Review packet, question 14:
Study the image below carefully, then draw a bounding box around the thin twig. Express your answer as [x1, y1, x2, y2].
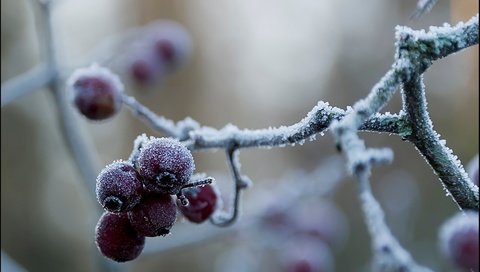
[209, 148, 250, 227]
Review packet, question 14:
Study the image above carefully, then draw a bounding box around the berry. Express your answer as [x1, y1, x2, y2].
[67, 64, 123, 120]
[137, 137, 195, 195]
[439, 211, 479, 272]
[95, 212, 145, 262]
[96, 161, 144, 213]
[179, 183, 219, 223]
[145, 20, 192, 72]
[128, 193, 177, 237]
[128, 134, 150, 171]
[278, 238, 334, 272]
[467, 155, 479, 186]
[128, 50, 165, 86]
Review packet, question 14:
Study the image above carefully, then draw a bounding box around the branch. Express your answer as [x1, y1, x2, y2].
[1, 64, 55, 108]
[357, 172, 433, 272]
[402, 76, 479, 210]
[209, 148, 251, 227]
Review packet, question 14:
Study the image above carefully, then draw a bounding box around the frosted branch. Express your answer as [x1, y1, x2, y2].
[402, 76, 479, 210]
[357, 172, 433, 272]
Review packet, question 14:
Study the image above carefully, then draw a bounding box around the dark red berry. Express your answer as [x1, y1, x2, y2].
[96, 161, 144, 213]
[68, 64, 123, 120]
[179, 183, 219, 223]
[137, 137, 195, 195]
[128, 193, 177, 237]
[145, 20, 192, 72]
[279, 238, 334, 272]
[440, 211, 479, 272]
[95, 212, 145, 262]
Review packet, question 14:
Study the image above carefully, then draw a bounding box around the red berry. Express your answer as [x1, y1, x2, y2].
[179, 183, 219, 223]
[68, 64, 123, 120]
[128, 193, 177, 237]
[128, 51, 165, 86]
[145, 20, 192, 72]
[95, 212, 145, 262]
[137, 137, 195, 195]
[440, 211, 479, 272]
[96, 161, 144, 213]
[279, 238, 334, 272]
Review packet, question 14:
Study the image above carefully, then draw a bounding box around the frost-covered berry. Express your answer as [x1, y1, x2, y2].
[95, 212, 145, 262]
[67, 64, 123, 120]
[145, 20, 192, 72]
[96, 161, 144, 213]
[467, 155, 479, 186]
[137, 137, 195, 195]
[439, 211, 479, 272]
[179, 183, 219, 223]
[278, 238, 334, 272]
[128, 193, 177, 237]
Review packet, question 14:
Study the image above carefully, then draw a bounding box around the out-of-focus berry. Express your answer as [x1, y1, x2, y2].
[146, 20, 192, 72]
[95, 212, 145, 262]
[439, 211, 479, 272]
[278, 238, 334, 272]
[128, 193, 177, 237]
[96, 161, 144, 213]
[137, 137, 195, 195]
[67, 64, 123, 120]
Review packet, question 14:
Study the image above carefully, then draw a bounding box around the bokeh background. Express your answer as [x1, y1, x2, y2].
[1, 0, 478, 271]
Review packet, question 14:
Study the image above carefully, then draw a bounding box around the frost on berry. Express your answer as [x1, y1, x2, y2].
[278, 237, 334, 272]
[96, 161, 144, 213]
[179, 183, 219, 223]
[439, 211, 479, 272]
[128, 193, 177, 237]
[137, 137, 195, 195]
[128, 133, 150, 171]
[95, 212, 145, 262]
[467, 155, 479, 186]
[145, 20, 193, 72]
[67, 63, 124, 120]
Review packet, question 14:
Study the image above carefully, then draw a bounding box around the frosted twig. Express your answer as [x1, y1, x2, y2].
[402, 76, 479, 210]
[357, 172, 433, 272]
[410, 0, 438, 20]
[209, 148, 251, 227]
[0, 64, 55, 108]
[1, 251, 27, 272]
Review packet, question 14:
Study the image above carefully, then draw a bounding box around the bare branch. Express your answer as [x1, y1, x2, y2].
[402, 76, 479, 210]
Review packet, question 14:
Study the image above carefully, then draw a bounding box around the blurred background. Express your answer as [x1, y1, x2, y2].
[1, 0, 478, 271]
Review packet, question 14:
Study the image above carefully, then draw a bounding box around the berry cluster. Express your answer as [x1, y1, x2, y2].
[259, 199, 348, 272]
[95, 136, 219, 262]
[127, 20, 192, 86]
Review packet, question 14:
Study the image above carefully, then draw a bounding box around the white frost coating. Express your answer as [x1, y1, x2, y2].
[66, 63, 124, 102]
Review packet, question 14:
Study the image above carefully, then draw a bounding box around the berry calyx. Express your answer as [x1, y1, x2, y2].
[179, 182, 219, 223]
[95, 212, 145, 262]
[67, 64, 123, 120]
[137, 137, 195, 195]
[439, 211, 479, 272]
[128, 193, 177, 237]
[96, 161, 144, 213]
